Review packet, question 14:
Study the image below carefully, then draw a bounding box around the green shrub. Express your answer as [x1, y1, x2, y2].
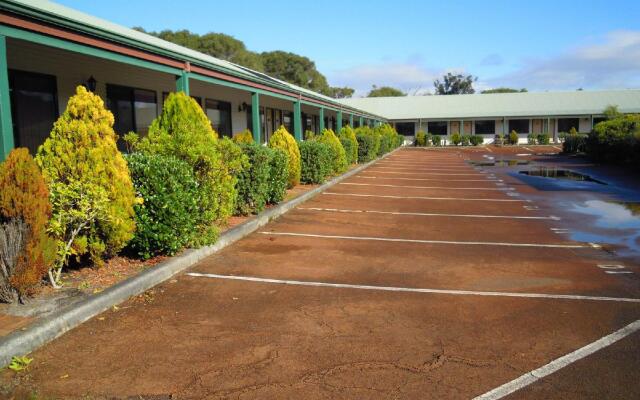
[527, 133, 537, 144]
[35, 86, 136, 286]
[125, 153, 199, 259]
[0, 149, 55, 301]
[508, 130, 519, 145]
[451, 132, 461, 146]
[569, 127, 578, 136]
[356, 132, 377, 162]
[431, 135, 442, 146]
[340, 137, 356, 165]
[415, 131, 426, 146]
[563, 133, 588, 154]
[234, 143, 272, 216]
[537, 133, 550, 145]
[267, 148, 289, 203]
[232, 129, 254, 144]
[376, 124, 398, 155]
[558, 132, 567, 143]
[586, 114, 640, 165]
[315, 129, 348, 174]
[461, 135, 471, 146]
[396, 134, 405, 147]
[338, 125, 358, 164]
[135, 92, 246, 246]
[470, 135, 483, 146]
[268, 126, 301, 188]
[304, 130, 316, 141]
[299, 141, 332, 184]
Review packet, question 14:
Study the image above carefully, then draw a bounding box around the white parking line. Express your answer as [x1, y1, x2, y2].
[258, 231, 588, 249]
[297, 207, 559, 220]
[365, 170, 486, 176]
[474, 319, 640, 399]
[356, 175, 502, 182]
[323, 192, 530, 202]
[372, 167, 476, 172]
[340, 182, 511, 191]
[605, 271, 634, 275]
[185, 273, 640, 304]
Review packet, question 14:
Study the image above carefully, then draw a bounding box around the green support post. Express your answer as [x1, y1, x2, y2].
[336, 110, 343, 132]
[503, 117, 507, 136]
[176, 70, 190, 95]
[359, 116, 364, 127]
[0, 35, 14, 160]
[460, 120, 464, 135]
[293, 99, 302, 141]
[349, 114, 354, 127]
[319, 107, 325, 132]
[251, 92, 261, 143]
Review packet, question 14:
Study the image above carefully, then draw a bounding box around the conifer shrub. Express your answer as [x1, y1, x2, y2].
[268, 126, 301, 188]
[136, 92, 246, 245]
[267, 148, 289, 203]
[314, 129, 348, 174]
[415, 131, 427, 146]
[537, 133, 550, 145]
[299, 141, 332, 184]
[35, 86, 136, 286]
[451, 132, 461, 146]
[338, 125, 358, 164]
[0, 149, 55, 301]
[431, 135, 442, 146]
[304, 130, 316, 140]
[233, 129, 254, 144]
[125, 153, 199, 259]
[508, 130, 519, 145]
[461, 135, 471, 146]
[234, 143, 272, 215]
[527, 133, 537, 144]
[340, 137, 356, 165]
[376, 124, 399, 154]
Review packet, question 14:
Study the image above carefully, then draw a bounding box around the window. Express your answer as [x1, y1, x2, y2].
[205, 99, 232, 137]
[283, 111, 293, 133]
[427, 121, 447, 135]
[475, 120, 496, 135]
[395, 122, 415, 137]
[106, 84, 157, 146]
[558, 118, 580, 133]
[9, 69, 59, 154]
[508, 119, 529, 134]
[593, 117, 606, 128]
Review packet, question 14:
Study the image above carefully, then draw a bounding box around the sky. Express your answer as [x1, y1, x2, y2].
[56, 0, 640, 96]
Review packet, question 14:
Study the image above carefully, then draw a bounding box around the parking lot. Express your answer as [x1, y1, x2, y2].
[3, 147, 639, 399]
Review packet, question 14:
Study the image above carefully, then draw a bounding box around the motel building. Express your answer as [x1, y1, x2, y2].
[341, 90, 640, 144]
[0, 0, 387, 159]
[1, 1, 640, 160]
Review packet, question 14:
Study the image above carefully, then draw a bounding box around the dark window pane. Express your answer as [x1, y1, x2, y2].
[9, 69, 58, 154]
[508, 119, 529, 133]
[475, 120, 496, 135]
[427, 121, 447, 135]
[395, 122, 415, 137]
[283, 111, 293, 133]
[205, 99, 232, 137]
[593, 117, 606, 128]
[133, 89, 157, 136]
[558, 118, 579, 133]
[106, 84, 135, 137]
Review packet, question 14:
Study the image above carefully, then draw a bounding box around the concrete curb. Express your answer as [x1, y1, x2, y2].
[0, 148, 398, 367]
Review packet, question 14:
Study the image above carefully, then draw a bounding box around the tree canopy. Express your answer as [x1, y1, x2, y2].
[135, 28, 353, 99]
[481, 87, 527, 94]
[367, 85, 406, 97]
[433, 73, 477, 95]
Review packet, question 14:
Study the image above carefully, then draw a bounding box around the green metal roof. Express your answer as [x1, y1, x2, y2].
[339, 90, 640, 120]
[1, 0, 385, 119]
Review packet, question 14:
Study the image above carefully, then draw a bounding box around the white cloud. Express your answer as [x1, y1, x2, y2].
[492, 30, 640, 90]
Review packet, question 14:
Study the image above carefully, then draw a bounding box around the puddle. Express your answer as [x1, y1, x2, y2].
[470, 159, 530, 167]
[568, 200, 640, 258]
[519, 168, 607, 185]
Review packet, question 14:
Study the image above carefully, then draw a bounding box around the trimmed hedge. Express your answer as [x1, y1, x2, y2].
[415, 131, 427, 146]
[563, 133, 588, 154]
[338, 125, 358, 164]
[537, 133, 550, 145]
[470, 135, 483, 146]
[356, 132, 377, 162]
[268, 126, 301, 188]
[300, 141, 332, 184]
[586, 114, 640, 165]
[125, 153, 199, 259]
[235, 143, 272, 215]
[267, 148, 289, 204]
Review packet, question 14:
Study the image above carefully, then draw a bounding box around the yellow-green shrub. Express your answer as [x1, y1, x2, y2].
[315, 129, 348, 174]
[233, 129, 254, 144]
[268, 126, 300, 188]
[35, 86, 136, 282]
[0, 149, 55, 301]
[338, 125, 358, 164]
[136, 92, 246, 245]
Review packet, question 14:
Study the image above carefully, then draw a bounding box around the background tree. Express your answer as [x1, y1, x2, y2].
[326, 87, 355, 99]
[433, 73, 477, 95]
[481, 88, 527, 94]
[367, 85, 406, 97]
